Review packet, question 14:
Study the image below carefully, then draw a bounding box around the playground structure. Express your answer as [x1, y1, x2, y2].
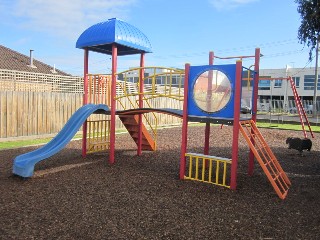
[13, 18, 315, 199]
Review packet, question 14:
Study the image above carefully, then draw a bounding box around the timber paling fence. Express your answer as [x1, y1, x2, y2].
[0, 91, 183, 139]
[0, 91, 82, 139]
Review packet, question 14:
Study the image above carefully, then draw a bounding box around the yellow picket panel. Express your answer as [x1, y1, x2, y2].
[87, 119, 111, 153]
[184, 153, 231, 188]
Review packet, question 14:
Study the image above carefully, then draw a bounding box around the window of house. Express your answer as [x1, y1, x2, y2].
[292, 77, 300, 88]
[274, 79, 282, 88]
[171, 76, 177, 85]
[258, 79, 270, 90]
[156, 76, 162, 85]
[304, 75, 320, 90]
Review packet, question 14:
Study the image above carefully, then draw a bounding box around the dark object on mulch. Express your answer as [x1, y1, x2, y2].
[286, 137, 312, 153]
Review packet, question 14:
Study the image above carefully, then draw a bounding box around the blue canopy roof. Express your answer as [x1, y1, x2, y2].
[76, 18, 152, 56]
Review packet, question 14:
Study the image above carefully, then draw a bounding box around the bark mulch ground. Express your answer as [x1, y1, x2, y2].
[0, 125, 319, 239]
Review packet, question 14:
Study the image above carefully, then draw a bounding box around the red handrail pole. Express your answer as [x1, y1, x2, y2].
[82, 48, 89, 158]
[180, 63, 190, 180]
[137, 53, 145, 156]
[230, 60, 242, 190]
[109, 44, 118, 164]
[248, 48, 260, 175]
[204, 51, 214, 155]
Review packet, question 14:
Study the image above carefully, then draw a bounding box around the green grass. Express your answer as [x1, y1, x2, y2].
[256, 122, 320, 132]
[0, 130, 129, 150]
[0, 134, 83, 150]
[0, 137, 55, 150]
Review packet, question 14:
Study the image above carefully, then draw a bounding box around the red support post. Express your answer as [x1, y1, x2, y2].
[82, 48, 89, 158]
[137, 53, 145, 156]
[179, 63, 190, 180]
[109, 44, 118, 164]
[204, 51, 214, 155]
[248, 48, 260, 175]
[230, 60, 242, 190]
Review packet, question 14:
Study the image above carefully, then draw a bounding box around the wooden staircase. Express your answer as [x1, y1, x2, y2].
[119, 115, 155, 151]
[239, 120, 291, 199]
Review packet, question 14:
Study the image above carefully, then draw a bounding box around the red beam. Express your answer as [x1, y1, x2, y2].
[248, 48, 261, 176]
[179, 63, 190, 180]
[82, 48, 89, 158]
[230, 60, 242, 190]
[214, 55, 256, 60]
[204, 51, 214, 155]
[137, 53, 145, 156]
[109, 44, 117, 164]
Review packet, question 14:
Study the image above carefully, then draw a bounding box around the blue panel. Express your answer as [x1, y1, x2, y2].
[76, 18, 152, 55]
[187, 64, 237, 118]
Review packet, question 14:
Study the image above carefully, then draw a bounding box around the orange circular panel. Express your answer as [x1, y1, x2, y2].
[193, 70, 232, 113]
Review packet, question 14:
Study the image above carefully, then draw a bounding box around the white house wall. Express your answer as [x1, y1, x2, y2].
[259, 67, 318, 98]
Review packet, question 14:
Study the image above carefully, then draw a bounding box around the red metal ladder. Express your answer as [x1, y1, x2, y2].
[239, 120, 291, 199]
[288, 77, 314, 138]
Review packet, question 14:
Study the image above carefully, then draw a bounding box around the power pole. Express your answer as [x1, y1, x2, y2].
[313, 39, 319, 118]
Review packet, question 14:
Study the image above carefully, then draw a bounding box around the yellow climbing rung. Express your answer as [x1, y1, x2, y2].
[87, 120, 111, 153]
[184, 153, 231, 188]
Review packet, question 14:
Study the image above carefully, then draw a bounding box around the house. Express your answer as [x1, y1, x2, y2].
[0, 45, 69, 75]
[258, 67, 320, 102]
[0, 45, 82, 93]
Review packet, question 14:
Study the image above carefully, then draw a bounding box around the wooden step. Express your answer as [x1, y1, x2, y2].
[119, 115, 155, 151]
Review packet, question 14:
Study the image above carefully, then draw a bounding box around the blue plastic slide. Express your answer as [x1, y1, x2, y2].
[12, 104, 110, 177]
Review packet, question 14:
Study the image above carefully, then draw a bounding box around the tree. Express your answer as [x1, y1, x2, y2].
[295, 0, 320, 60]
[296, 0, 320, 117]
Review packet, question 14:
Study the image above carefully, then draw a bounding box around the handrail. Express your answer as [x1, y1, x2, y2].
[136, 97, 158, 142]
[114, 67, 185, 149]
[115, 82, 158, 146]
[86, 67, 185, 151]
[115, 66, 185, 101]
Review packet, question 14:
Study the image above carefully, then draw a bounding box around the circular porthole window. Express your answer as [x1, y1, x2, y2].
[193, 70, 232, 113]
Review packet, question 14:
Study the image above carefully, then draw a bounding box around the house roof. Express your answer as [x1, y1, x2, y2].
[0, 45, 70, 76]
[76, 18, 152, 56]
